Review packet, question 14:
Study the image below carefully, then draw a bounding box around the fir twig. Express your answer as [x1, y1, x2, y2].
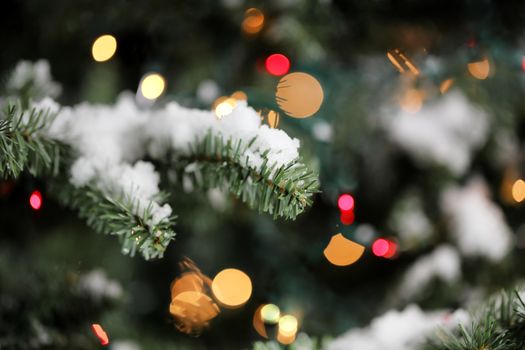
[0, 102, 62, 179]
[171, 130, 320, 220]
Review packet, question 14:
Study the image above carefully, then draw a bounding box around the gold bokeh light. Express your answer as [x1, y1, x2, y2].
[512, 179, 525, 203]
[399, 89, 424, 113]
[323, 233, 365, 266]
[275, 72, 324, 118]
[211, 268, 252, 308]
[139, 73, 166, 100]
[439, 79, 454, 94]
[468, 58, 490, 80]
[242, 8, 264, 34]
[92, 34, 117, 62]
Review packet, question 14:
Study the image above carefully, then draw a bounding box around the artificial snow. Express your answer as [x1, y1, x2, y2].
[397, 245, 461, 299]
[327, 305, 469, 350]
[382, 91, 488, 176]
[441, 178, 513, 262]
[7, 60, 62, 99]
[77, 269, 123, 300]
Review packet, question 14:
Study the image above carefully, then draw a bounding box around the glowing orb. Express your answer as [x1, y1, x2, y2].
[91, 324, 109, 346]
[275, 72, 323, 118]
[139, 73, 166, 100]
[92, 35, 117, 62]
[278, 315, 298, 336]
[372, 238, 390, 257]
[400, 89, 424, 113]
[439, 79, 454, 94]
[468, 58, 490, 80]
[242, 8, 264, 34]
[211, 268, 252, 308]
[323, 233, 365, 266]
[261, 304, 281, 324]
[512, 179, 525, 203]
[265, 54, 290, 76]
[215, 98, 237, 119]
[170, 291, 220, 334]
[29, 190, 42, 210]
[337, 194, 354, 212]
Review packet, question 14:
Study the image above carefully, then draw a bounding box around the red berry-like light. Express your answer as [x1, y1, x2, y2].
[29, 190, 42, 210]
[337, 194, 354, 212]
[265, 54, 290, 76]
[372, 238, 389, 257]
[340, 211, 355, 225]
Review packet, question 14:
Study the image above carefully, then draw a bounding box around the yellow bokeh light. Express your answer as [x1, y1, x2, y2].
[211, 268, 252, 308]
[261, 304, 281, 324]
[512, 179, 525, 203]
[139, 73, 166, 100]
[277, 331, 296, 345]
[242, 8, 264, 34]
[400, 89, 424, 113]
[276, 72, 324, 118]
[323, 233, 365, 266]
[468, 58, 490, 80]
[439, 79, 454, 94]
[278, 314, 298, 337]
[215, 98, 237, 119]
[92, 35, 117, 62]
[231, 90, 247, 101]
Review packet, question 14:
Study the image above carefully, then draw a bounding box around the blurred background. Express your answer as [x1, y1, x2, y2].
[1, 0, 525, 349]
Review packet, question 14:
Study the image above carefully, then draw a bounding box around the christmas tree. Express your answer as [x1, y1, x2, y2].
[1, 1, 525, 349]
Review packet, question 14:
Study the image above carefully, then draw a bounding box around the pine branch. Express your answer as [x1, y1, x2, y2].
[52, 181, 177, 260]
[171, 131, 320, 220]
[427, 290, 525, 350]
[0, 102, 62, 179]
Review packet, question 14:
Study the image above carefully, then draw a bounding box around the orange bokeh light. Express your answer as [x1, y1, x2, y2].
[242, 8, 264, 34]
[211, 268, 252, 308]
[468, 58, 490, 80]
[275, 72, 324, 118]
[323, 233, 365, 266]
[512, 179, 525, 203]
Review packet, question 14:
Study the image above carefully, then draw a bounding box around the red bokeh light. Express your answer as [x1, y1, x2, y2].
[372, 239, 389, 257]
[340, 211, 355, 225]
[91, 324, 109, 346]
[29, 190, 42, 210]
[383, 240, 398, 258]
[337, 194, 354, 212]
[265, 54, 290, 76]
[521, 57, 525, 71]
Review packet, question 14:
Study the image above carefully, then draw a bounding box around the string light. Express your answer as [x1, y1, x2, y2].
[372, 238, 390, 257]
[91, 35, 117, 62]
[512, 179, 525, 203]
[91, 324, 109, 346]
[265, 54, 290, 76]
[337, 194, 354, 212]
[275, 72, 324, 118]
[211, 268, 252, 308]
[323, 233, 365, 266]
[29, 190, 42, 210]
[242, 8, 264, 34]
[139, 73, 166, 100]
[468, 58, 490, 80]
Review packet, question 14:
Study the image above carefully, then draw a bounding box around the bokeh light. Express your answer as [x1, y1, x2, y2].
[214, 97, 237, 119]
[383, 240, 398, 258]
[91, 324, 109, 346]
[372, 238, 390, 257]
[91, 35, 117, 62]
[253, 305, 268, 338]
[340, 211, 355, 225]
[439, 79, 454, 94]
[170, 291, 220, 334]
[337, 194, 355, 212]
[275, 72, 324, 118]
[278, 314, 298, 344]
[211, 268, 252, 308]
[171, 272, 207, 300]
[230, 90, 247, 101]
[387, 49, 419, 75]
[29, 190, 42, 210]
[323, 233, 365, 266]
[242, 8, 264, 34]
[468, 58, 490, 80]
[512, 179, 525, 203]
[139, 73, 166, 100]
[261, 304, 281, 324]
[258, 109, 280, 129]
[265, 54, 290, 76]
[399, 89, 424, 113]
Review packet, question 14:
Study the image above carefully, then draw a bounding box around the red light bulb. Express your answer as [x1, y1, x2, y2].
[372, 239, 389, 257]
[29, 190, 42, 210]
[265, 54, 290, 76]
[337, 194, 354, 212]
